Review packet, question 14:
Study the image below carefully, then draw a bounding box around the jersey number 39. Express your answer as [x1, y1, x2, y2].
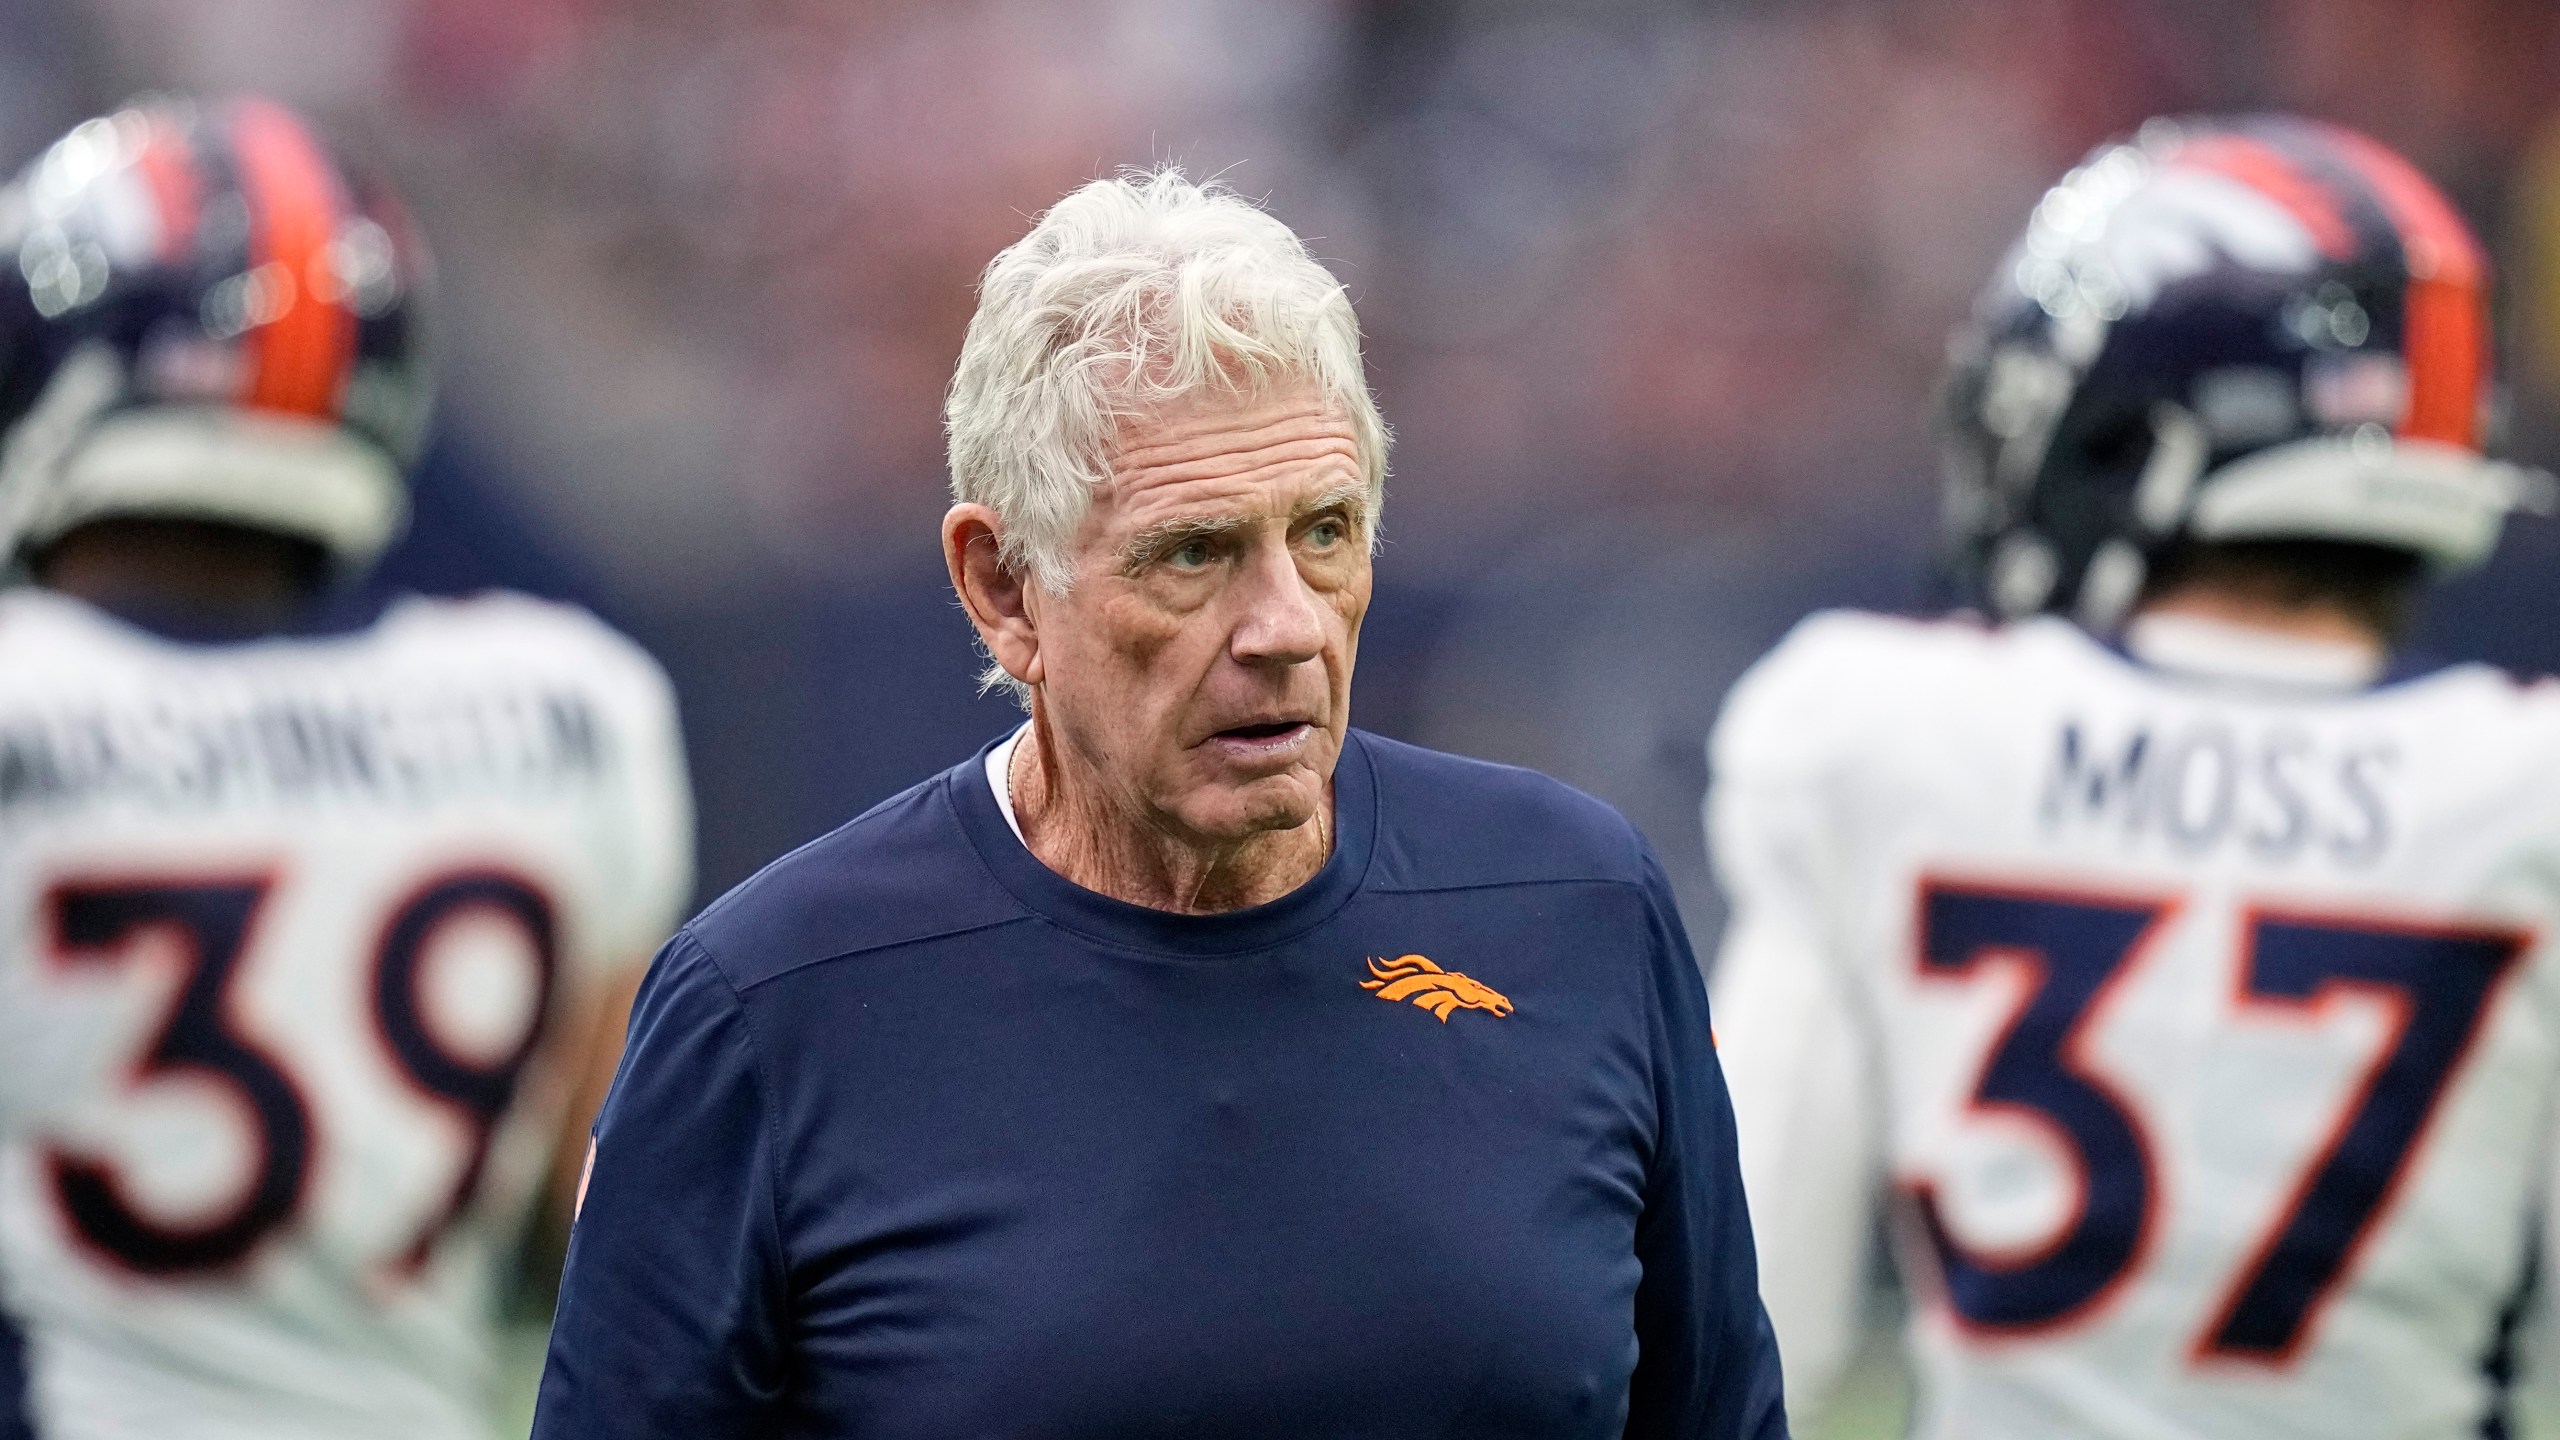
[41, 871, 558, 1278]
[1907, 877, 2524, 1365]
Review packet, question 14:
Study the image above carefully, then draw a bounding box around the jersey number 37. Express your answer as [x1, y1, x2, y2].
[1906, 877, 2524, 1366]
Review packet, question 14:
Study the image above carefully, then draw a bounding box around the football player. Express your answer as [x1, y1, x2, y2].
[0, 98, 693, 1438]
[1708, 115, 2558, 1438]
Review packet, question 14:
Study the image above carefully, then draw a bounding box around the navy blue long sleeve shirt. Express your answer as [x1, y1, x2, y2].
[534, 730, 1787, 1439]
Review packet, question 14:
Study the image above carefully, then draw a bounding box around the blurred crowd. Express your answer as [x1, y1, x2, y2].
[12, 0, 2560, 928]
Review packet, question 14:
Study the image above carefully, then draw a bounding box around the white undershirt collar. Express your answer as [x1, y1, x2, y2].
[985, 723, 1029, 844]
[2120, 612, 2386, 692]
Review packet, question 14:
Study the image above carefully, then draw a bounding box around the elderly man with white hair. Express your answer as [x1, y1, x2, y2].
[532, 169, 1788, 1440]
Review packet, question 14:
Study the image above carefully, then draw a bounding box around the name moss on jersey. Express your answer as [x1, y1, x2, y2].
[0, 588, 691, 1440]
[1709, 610, 2560, 1440]
[2041, 714, 2397, 867]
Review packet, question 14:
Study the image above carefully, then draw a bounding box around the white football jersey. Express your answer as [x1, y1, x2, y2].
[1709, 609, 2560, 1440]
[0, 586, 692, 1439]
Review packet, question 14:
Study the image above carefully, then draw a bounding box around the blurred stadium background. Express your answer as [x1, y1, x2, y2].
[8, 0, 2558, 1433]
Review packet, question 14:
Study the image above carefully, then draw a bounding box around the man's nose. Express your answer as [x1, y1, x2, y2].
[1229, 536, 1326, 668]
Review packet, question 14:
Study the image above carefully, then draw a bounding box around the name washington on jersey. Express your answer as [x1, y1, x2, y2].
[0, 682, 609, 816]
[2041, 716, 2395, 865]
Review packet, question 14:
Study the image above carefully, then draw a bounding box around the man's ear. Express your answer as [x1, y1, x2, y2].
[943, 504, 1043, 689]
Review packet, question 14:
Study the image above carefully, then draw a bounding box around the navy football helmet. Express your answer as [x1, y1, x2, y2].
[0, 96, 431, 576]
[1939, 114, 2531, 626]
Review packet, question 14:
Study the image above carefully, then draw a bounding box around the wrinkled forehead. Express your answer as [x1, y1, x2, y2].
[1096, 384, 1365, 526]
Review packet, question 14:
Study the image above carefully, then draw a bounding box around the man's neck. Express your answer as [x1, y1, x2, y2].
[2130, 586, 2387, 657]
[34, 520, 321, 637]
[1007, 718, 1333, 915]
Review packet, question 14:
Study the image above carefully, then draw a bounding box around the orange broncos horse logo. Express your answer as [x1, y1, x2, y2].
[1361, 954, 1513, 1022]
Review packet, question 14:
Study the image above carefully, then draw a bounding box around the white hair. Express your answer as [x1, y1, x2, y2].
[945, 165, 1388, 601]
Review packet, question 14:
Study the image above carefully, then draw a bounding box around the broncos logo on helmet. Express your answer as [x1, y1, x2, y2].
[1361, 954, 1513, 1022]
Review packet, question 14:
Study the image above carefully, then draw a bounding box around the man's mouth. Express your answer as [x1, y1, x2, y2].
[1207, 719, 1317, 756]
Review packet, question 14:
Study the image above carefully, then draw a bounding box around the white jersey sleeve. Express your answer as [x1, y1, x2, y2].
[537, 602, 694, 971]
[2508, 1139, 2560, 1429]
[1706, 614, 1911, 1417]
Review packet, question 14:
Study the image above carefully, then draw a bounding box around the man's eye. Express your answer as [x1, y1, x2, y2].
[1168, 540, 1213, 569]
[1306, 520, 1344, 549]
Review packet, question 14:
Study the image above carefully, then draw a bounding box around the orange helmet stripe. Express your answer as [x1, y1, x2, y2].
[2175, 135, 2355, 261]
[228, 99, 354, 420]
[2322, 127, 2489, 448]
